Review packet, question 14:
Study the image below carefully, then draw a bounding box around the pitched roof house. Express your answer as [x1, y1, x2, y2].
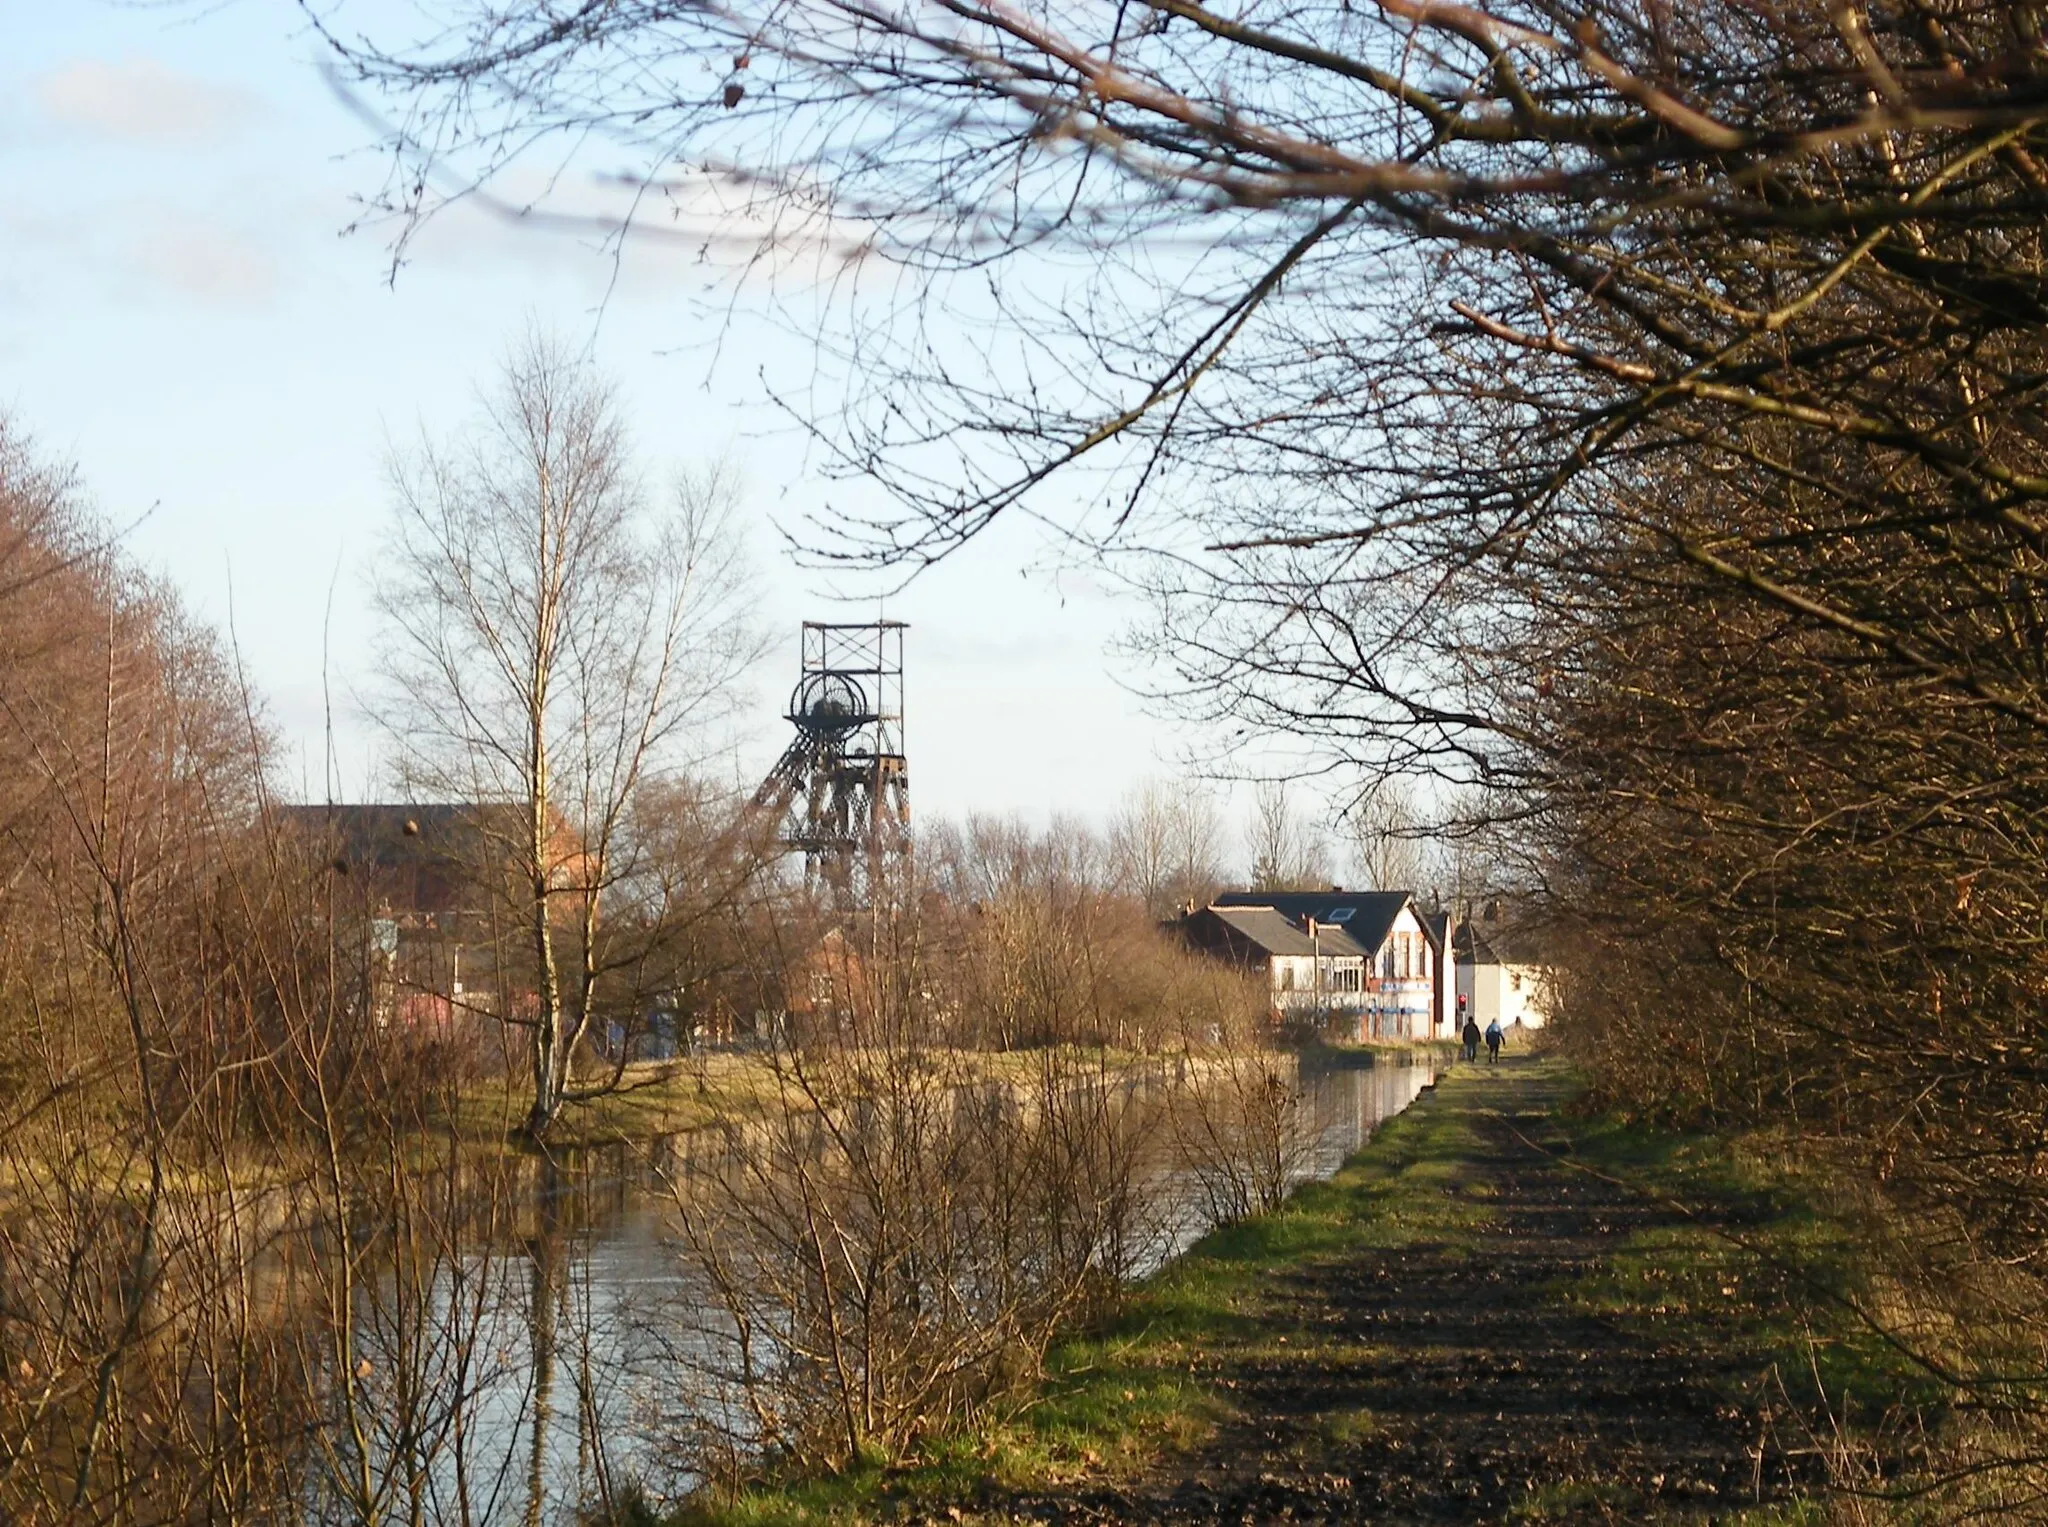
[280, 802, 600, 1037]
[1179, 890, 1450, 1040]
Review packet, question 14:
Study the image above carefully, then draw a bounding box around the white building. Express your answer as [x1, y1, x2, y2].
[1205, 905, 1369, 1015]
[1181, 891, 1451, 1040]
[1453, 921, 1554, 1029]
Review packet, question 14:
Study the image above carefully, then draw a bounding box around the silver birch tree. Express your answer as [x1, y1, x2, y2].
[375, 334, 756, 1137]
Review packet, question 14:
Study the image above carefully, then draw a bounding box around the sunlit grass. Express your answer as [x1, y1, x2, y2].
[1551, 1117, 1948, 1422]
[450, 1044, 1198, 1149]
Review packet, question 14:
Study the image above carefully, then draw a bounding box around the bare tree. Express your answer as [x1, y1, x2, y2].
[317, 1, 2048, 791]
[1343, 779, 1424, 894]
[374, 334, 757, 1137]
[1107, 776, 1223, 917]
[1245, 781, 1325, 893]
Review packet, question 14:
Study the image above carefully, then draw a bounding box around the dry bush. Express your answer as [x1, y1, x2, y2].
[0, 420, 308, 1523]
[651, 838, 1274, 1490]
[660, 916, 1155, 1481]
[923, 812, 1262, 1053]
[1168, 1022, 1306, 1226]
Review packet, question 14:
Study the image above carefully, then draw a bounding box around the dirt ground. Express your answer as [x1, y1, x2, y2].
[971, 1057, 1848, 1524]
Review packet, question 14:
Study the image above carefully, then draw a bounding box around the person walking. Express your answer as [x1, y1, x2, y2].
[1461, 1016, 1481, 1063]
[1485, 1018, 1504, 1065]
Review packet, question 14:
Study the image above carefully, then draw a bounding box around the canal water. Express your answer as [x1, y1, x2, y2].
[343, 1049, 1445, 1525]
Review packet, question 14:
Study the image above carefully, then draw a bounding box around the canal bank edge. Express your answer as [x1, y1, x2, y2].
[660, 1056, 1938, 1527]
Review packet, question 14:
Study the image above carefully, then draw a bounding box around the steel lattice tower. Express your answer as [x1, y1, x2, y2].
[754, 622, 909, 887]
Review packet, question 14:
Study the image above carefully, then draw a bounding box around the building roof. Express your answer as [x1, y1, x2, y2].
[1205, 904, 1373, 959]
[1212, 890, 1414, 955]
[1453, 921, 1551, 967]
[277, 803, 521, 867]
[1452, 924, 1495, 965]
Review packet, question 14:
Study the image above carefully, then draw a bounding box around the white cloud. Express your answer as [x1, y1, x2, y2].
[38, 57, 253, 144]
[127, 212, 279, 306]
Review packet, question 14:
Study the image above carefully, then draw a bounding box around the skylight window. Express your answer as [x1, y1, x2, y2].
[1325, 906, 1357, 922]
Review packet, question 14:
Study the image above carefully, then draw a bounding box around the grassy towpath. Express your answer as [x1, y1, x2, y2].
[770, 1053, 1934, 1527]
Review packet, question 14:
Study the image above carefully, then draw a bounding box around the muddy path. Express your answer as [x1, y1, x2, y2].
[975, 1056, 1850, 1524]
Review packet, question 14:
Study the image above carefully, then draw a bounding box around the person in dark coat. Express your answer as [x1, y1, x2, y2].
[1485, 1018, 1504, 1064]
[1461, 1016, 1481, 1062]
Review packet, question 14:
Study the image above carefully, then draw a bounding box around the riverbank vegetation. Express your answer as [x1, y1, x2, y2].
[0, 411, 1324, 1523]
[664, 1059, 1939, 1525]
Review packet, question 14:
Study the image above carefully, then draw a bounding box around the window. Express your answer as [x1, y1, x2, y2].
[1279, 964, 1295, 992]
[1325, 906, 1357, 923]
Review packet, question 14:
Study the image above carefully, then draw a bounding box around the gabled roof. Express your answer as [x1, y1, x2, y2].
[1204, 905, 1372, 959]
[1212, 890, 1414, 955]
[1452, 924, 1497, 965]
[1453, 921, 1551, 967]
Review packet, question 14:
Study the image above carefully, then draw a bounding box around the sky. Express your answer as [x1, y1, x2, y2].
[0, 0, 1264, 842]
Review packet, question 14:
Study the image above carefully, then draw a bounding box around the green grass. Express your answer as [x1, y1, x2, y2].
[444, 1052, 794, 1147]
[1297, 1034, 1462, 1066]
[1508, 1478, 1633, 1519]
[1550, 1112, 1948, 1423]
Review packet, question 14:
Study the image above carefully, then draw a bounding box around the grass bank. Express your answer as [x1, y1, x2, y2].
[1296, 1034, 1461, 1066]
[447, 1045, 1183, 1151]
[663, 1057, 1940, 1525]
